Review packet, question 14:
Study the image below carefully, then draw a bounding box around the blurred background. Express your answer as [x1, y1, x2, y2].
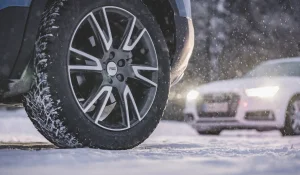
[164, 0, 300, 121]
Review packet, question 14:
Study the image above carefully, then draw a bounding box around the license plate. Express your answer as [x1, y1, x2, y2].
[202, 102, 229, 113]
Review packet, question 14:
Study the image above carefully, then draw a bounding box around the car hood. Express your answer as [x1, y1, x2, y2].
[197, 77, 300, 93]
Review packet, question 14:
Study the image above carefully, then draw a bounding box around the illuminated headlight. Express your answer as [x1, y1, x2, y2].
[245, 86, 279, 98]
[187, 90, 200, 100]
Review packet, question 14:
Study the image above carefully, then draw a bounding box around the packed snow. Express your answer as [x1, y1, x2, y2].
[0, 109, 300, 175]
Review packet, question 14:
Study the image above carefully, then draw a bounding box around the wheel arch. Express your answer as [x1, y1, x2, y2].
[141, 0, 194, 85]
[288, 93, 300, 106]
[141, 0, 176, 61]
[290, 93, 300, 99]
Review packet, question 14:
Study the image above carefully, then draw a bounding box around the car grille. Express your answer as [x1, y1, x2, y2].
[197, 93, 240, 118]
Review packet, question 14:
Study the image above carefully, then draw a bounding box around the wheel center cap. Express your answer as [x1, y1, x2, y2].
[107, 62, 118, 76]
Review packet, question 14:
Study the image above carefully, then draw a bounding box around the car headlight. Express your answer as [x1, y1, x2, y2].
[187, 90, 200, 100]
[245, 86, 279, 98]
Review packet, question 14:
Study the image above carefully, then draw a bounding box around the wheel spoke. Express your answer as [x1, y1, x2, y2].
[69, 65, 101, 72]
[89, 9, 112, 51]
[97, 102, 117, 122]
[69, 47, 102, 71]
[132, 66, 158, 87]
[83, 86, 112, 113]
[120, 16, 146, 51]
[95, 94, 116, 122]
[121, 85, 142, 129]
[94, 87, 113, 124]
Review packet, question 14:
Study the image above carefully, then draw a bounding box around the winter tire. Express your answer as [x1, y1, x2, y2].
[281, 96, 300, 136]
[23, 0, 170, 149]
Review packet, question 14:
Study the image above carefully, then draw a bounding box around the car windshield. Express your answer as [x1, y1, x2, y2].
[244, 62, 300, 78]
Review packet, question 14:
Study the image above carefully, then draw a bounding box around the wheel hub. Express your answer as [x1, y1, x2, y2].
[106, 62, 118, 76]
[104, 49, 131, 84]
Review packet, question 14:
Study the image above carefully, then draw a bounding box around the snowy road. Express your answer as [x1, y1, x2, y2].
[0, 109, 300, 175]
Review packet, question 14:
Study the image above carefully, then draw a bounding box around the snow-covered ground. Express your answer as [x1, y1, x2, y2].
[0, 109, 300, 175]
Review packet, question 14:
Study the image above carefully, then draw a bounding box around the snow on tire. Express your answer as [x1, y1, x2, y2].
[24, 0, 82, 148]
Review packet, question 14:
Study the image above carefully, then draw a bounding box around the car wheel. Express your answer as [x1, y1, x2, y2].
[23, 0, 170, 149]
[198, 130, 222, 136]
[281, 96, 300, 136]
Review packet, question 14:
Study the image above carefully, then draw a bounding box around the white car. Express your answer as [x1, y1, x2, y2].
[184, 58, 300, 136]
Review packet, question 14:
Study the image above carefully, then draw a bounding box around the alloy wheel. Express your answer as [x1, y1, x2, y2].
[68, 6, 158, 131]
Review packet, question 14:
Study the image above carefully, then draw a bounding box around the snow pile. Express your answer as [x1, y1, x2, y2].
[0, 109, 300, 175]
[0, 109, 47, 143]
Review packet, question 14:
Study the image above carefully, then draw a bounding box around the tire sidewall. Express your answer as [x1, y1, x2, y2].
[45, 0, 170, 148]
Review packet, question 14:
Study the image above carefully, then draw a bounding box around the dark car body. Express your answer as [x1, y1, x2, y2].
[0, 0, 194, 103]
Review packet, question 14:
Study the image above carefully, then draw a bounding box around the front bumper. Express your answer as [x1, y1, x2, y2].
[190, 121, 281, 132]
[184, 91, 289, 131]
[170, 17, 194, 85]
